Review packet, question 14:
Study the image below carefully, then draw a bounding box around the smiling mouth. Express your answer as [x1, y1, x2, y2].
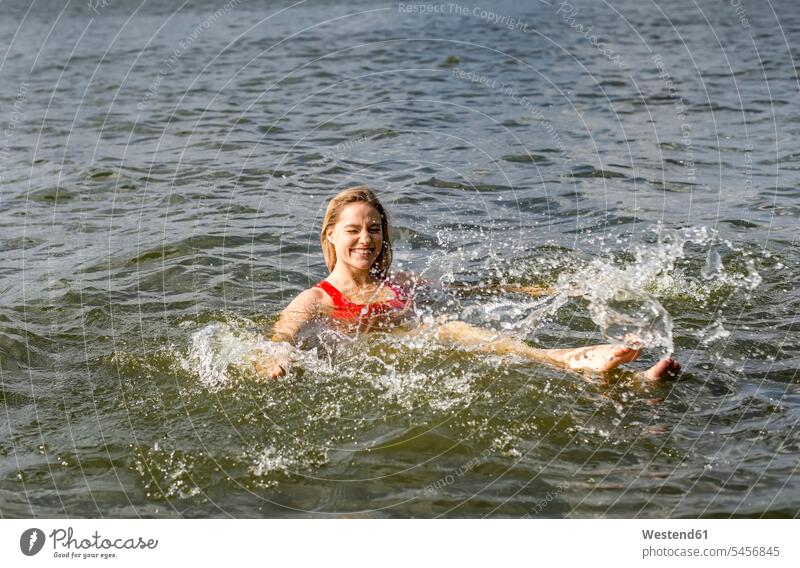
[350, 248, 374, 257]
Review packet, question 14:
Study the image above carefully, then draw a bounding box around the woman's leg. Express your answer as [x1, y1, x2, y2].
[432, 320, 681, 378]
[433, 320, 640, 372]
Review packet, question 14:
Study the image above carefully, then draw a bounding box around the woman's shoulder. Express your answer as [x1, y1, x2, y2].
[285, 284, 331, 310]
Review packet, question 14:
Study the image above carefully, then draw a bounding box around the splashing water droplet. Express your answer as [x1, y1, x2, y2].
[701, 249, 722, 280]
[588, 288, 674, 354]
[183, 323, 300, 390]
[700, 320, 731, 345]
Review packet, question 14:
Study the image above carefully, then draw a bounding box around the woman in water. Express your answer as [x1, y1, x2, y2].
[257, 186, 680, 380]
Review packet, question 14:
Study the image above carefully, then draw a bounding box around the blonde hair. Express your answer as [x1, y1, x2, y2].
[320, 186, 392, 277]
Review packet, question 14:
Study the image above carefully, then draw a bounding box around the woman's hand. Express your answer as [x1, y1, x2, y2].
[256, 287, 324, 380]
[251, 350, 290, 380]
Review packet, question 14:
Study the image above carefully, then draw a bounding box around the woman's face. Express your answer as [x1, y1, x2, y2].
[327, 202, 383, 273]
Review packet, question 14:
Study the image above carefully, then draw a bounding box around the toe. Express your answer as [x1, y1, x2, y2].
[643, 358, 681, 381]
[667, 360, 681, 375]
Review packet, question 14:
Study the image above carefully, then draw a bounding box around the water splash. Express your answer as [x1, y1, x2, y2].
[183, 322, 301, 390]
[182, 319, 478, 413]
[557, 240, 679, 354]
[551, 226, 760, 355]
[701, 248, 723, 280]
[251, 446, 302, 476]
[700, 320, 731, 345]
[183, 225, 762, 387]
[132, 444, 204, 501]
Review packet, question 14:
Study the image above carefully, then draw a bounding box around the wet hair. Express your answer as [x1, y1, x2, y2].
[320, 186, 392, 278]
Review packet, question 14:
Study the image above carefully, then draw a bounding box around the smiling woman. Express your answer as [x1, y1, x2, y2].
[266, 187, 411, 359]
[257, 186, 679, 380]
[322, 188, 392, 278]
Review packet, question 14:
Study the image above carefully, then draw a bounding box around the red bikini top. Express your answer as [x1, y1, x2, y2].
[314, 279, 408, 320]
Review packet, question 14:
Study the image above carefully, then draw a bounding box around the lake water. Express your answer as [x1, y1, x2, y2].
[1, 0, 799, 518]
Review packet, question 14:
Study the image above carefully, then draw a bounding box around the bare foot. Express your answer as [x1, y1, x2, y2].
[641, 357, 681, 381]
[559, 344, 641, 372]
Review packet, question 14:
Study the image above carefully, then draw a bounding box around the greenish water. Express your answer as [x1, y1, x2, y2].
[1, 0, 799, 518]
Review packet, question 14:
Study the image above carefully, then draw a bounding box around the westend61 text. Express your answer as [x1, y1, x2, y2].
[50, 527, 159, 550]
[642, 529, 708, 540]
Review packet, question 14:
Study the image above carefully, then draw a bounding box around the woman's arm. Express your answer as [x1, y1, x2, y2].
[254, 288, 325, 379]
[271, 287, 325, 342]
[445, 283, 556, 297]
[391, 271, 557, 298]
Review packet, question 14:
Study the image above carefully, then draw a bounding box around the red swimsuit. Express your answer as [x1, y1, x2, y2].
[314, 280, 409, 320]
